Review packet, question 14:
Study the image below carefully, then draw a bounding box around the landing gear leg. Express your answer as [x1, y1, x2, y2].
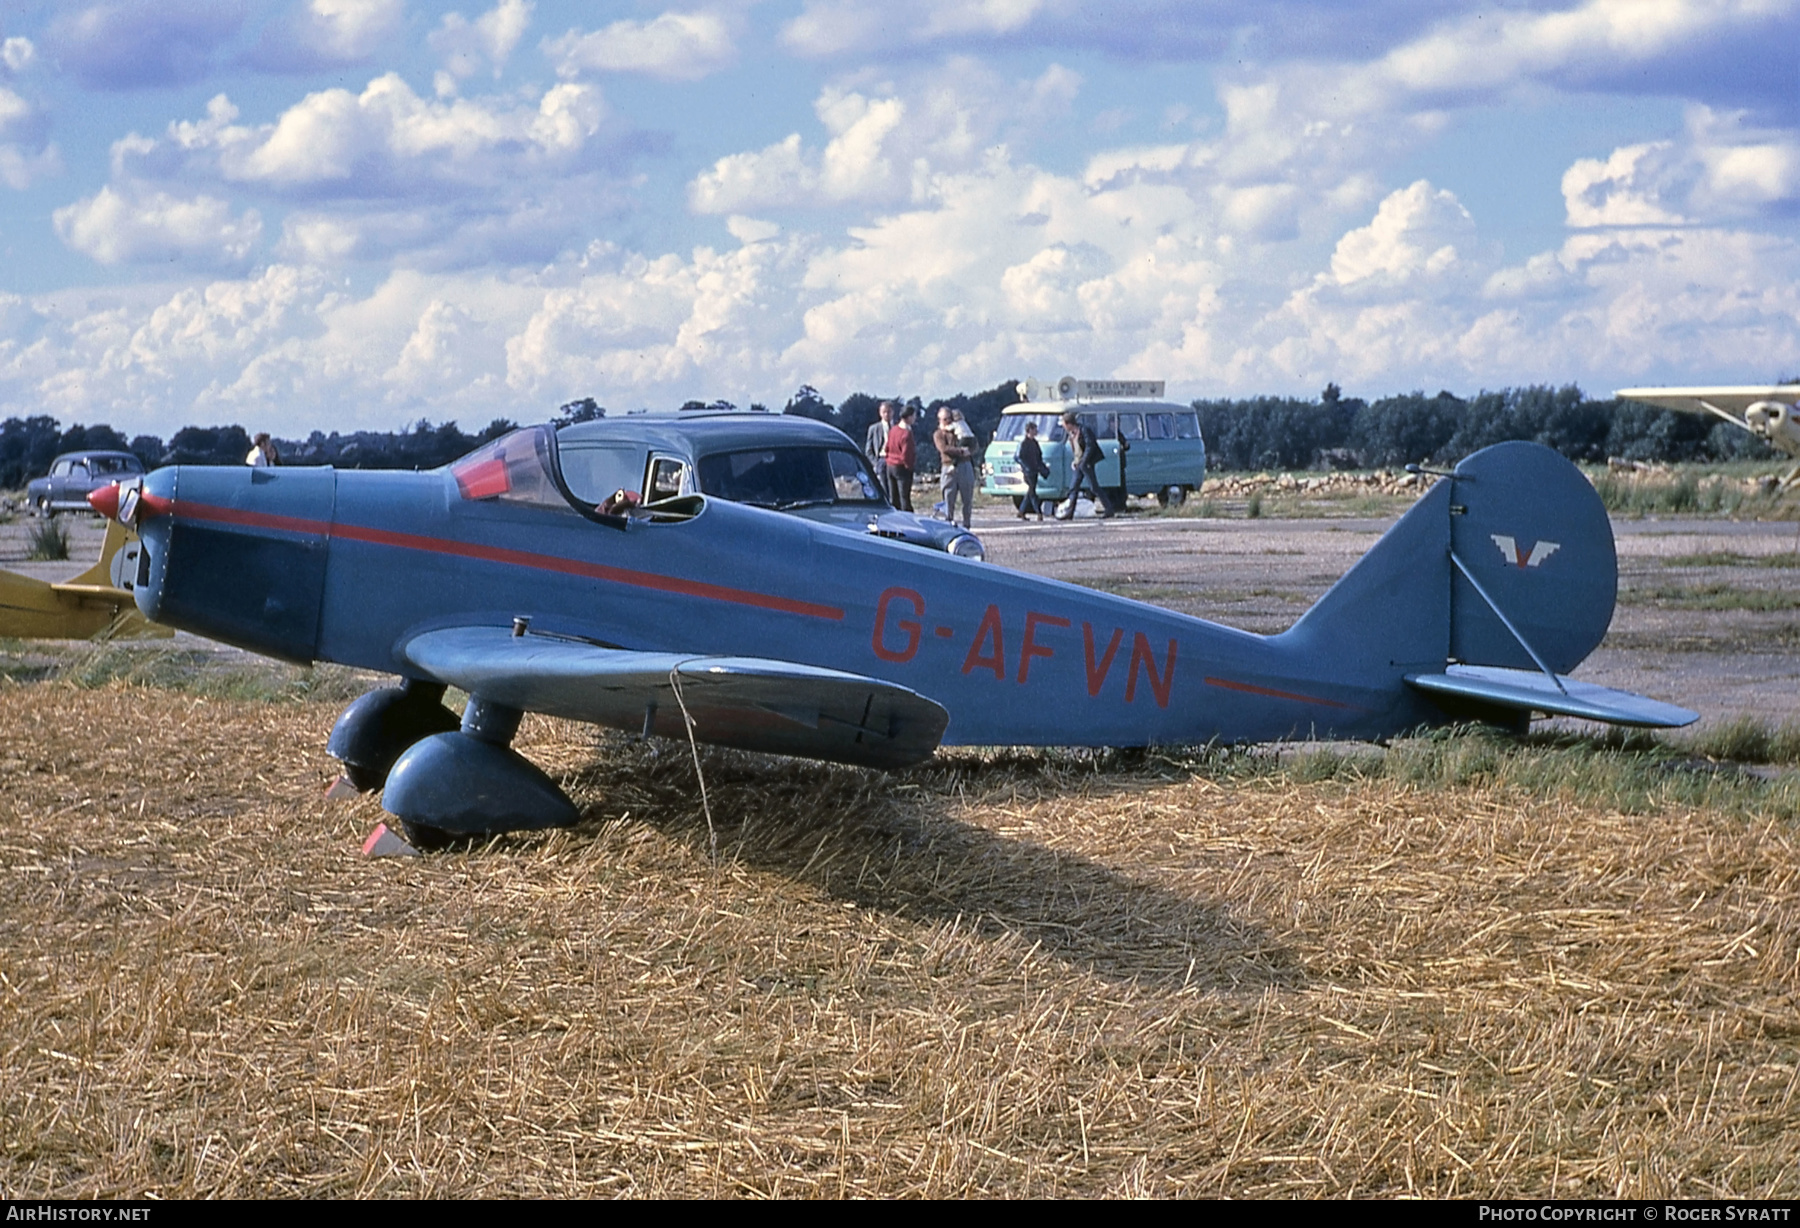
[381, 697, 580, 847]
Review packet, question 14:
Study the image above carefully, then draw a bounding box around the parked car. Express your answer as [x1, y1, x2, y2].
[981, 397, 1207, 512]
[26, 451, 147, 515]
[551, 412, 986, 559]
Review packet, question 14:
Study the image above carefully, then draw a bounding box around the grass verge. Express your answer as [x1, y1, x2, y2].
[3, 691, 1799, 1197]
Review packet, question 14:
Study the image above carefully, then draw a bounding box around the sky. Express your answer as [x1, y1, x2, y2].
[0, 0, 1797, 438]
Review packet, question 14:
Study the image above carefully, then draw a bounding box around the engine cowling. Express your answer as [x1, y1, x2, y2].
[1744, 400, 1800, 454]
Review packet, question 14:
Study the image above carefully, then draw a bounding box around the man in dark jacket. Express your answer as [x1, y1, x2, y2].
[1016, 420, 1048, 520]
[865, 401, 892, 493]
[1057, 411, 1109, 519]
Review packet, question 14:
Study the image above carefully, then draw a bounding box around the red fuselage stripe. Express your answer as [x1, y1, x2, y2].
[1203, 675, 1355, 709]
[172, 501, 846, 622]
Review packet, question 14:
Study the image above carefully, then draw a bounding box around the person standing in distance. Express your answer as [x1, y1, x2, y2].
[1058, 411, 1109, 519]
[934, 406, 976, 529]
[1016, 419, 1048, 520]
[245, 432, 281, 466]
[884, 404, 917, 511]
[865, 401, 892, 496]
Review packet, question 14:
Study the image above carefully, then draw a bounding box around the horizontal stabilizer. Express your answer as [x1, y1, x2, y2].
[1406, 665, 1698, 728]
[403, 626, 948, 769]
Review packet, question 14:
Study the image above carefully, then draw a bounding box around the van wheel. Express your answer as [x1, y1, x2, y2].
[1157, 485, 1187, 508]
[1104, 487, 1128, 514]
[1012, 496, 1025, 510]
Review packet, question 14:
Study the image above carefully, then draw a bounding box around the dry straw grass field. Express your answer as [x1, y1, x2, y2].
[3, 647, 1799, 1198]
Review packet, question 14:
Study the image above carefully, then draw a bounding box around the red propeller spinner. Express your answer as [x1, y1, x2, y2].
[87, 481, 121, 520]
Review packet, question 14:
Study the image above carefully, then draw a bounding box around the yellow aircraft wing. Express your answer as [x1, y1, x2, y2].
[0, 518, 170, 640]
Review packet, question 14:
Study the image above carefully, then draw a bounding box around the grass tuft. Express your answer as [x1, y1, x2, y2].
[25, 515, 69, 561]
[1622, 583, 1800, 612]
[1665, 551, 1800, 569]
[1679, 715, 1800, 766]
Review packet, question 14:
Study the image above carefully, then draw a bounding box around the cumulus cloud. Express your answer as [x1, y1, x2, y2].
[545, 9, 736, 82]
[776, 152, 1234, 390]
[1326, 181, 1478, 289]
[116, 75, 608, 197]
[54, 63, 643, 272]
[247, 0, 406, 73]
[49, 1, 246, 90]
[689, 62, 1079, 212]
[430, 0, 534, 81]
[777, 0, 1560, 63]
[5, 157, 1800, 437]
[1353, 0, 1800, 118]
[0, 76, 59, 189]
[1564, 108, 1800, 227]
[53, 185, 262, 268]
[2, 36, 35, 75]
[1020, 0, 1800, 257]
[1562, 142, 1693, 228]
[505, 239, 807, 396]
[783, 0, 1048, 57]
[274, 180, 633, 270]
[11, 0, 1800, 434]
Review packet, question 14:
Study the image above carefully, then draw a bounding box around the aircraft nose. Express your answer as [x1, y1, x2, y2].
[88, 482, 121, 520]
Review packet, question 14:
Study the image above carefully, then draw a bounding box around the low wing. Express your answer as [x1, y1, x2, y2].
[1616, 385, 1800, 418]
[1406, 665, 1698, 728]
[403, 626, 949, 769]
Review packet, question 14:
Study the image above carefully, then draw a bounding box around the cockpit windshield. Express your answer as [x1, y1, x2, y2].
[447, 426, 568, 510]
[695, 447, 886, 510]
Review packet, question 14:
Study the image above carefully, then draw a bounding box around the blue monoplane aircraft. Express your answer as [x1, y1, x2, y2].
[88, 428, 1695, 847]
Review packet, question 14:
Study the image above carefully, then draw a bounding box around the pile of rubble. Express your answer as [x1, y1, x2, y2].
[1200, 469, 1437, 497]
[1602, 461, 1784, 495]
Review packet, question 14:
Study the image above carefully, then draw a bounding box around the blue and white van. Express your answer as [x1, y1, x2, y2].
[980, 379, 1206, 512]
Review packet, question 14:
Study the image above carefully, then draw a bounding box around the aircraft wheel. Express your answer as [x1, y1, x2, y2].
[396, 819, 464, 851]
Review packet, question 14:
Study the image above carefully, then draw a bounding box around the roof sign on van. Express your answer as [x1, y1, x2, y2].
[1017, 376, 1166, 403]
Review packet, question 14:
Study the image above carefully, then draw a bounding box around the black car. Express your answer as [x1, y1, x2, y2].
[555, 412, 986, 560]
[26, 451, 146, 515]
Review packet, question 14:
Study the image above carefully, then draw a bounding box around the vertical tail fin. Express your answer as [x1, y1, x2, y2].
[1279, 442, 1618, 685]
[1444, 441, 1616, 674]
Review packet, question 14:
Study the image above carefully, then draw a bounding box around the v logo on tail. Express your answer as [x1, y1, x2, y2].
[1491, 534, 1561, 569]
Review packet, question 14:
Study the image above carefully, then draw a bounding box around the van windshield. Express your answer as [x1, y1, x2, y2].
[995, 414, 1067, 443]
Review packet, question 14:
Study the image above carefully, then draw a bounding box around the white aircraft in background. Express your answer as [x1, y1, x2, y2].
[1616, 385, 1800, 488]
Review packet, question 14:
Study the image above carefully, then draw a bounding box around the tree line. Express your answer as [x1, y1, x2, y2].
[1196, 384, 1773, 472]
[0, 381, 1774, 489]
[0, 415, 521, 490]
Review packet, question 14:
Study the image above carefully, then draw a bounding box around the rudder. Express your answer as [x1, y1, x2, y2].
[1447, 441, 1615, 674]
[1281, 441, 1617, 684]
